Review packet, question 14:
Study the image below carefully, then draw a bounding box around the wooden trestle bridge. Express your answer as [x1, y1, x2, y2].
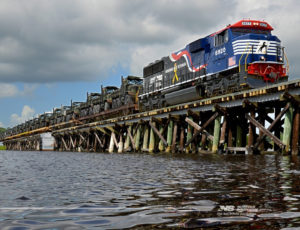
[2, 79, 300, 155]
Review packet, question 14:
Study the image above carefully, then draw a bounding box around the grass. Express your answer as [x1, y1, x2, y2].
[0, 146, 6, 150]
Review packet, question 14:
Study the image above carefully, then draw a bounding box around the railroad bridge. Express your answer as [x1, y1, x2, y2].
[2, 79, 300, 155]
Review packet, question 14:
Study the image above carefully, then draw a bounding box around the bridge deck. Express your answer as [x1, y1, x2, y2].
[2, 79, 300, 155]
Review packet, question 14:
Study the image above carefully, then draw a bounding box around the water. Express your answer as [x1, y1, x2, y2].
[1, 151, 300, 229]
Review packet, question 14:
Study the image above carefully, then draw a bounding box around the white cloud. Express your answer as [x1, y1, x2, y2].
[0, 0, 297, 83]
[0, 83, 19, 98]
[0, 83, 37, 98]
[0, 122, 4, 127]
[10, 105, 35, 126]
[0, 0, 240, 82]
[20, 84, 38, 97]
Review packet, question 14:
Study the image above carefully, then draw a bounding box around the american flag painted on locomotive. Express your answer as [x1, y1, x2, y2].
[232, 39, 281, 56]
[170, 50, 207, 72]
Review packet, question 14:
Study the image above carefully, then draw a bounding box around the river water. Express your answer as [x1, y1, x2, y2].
[1, 150, 300, 229]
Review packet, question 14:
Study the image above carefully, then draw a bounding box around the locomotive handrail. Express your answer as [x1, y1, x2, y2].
[244, 45, 253, 71]
[284, 48, 289, 74]
[238, 43, 251, 72]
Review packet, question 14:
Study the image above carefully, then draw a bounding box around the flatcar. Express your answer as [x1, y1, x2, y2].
[139, 19, 288, 110]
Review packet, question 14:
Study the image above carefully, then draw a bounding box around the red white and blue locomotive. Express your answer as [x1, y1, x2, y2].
[139, 19, 288, 110]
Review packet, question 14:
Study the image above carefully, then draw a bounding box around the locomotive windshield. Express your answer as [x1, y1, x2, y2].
[231, 28, 270, 36]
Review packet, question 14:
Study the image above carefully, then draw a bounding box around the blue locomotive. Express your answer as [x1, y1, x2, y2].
[139, 20, 288, 109]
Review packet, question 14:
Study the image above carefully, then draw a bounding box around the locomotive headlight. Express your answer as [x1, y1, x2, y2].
[260, 56, 265, 61]
[279, 57, 283, 62]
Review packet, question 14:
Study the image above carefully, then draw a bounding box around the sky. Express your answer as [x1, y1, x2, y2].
[0, 0, 299, 128]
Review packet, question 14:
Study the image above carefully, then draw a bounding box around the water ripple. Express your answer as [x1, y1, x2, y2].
[0, 151, 300, 229]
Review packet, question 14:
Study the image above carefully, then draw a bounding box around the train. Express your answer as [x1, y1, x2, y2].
[1, 19, 288, 139]
[139, 19, 288, 110]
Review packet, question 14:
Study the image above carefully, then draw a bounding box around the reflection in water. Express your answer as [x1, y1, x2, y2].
[0, 150, 300, 229]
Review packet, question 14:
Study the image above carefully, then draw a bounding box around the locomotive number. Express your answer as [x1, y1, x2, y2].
[215, 47, 226, 56]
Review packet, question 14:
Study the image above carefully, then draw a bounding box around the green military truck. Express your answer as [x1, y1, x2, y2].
[111, 76, 143, 111]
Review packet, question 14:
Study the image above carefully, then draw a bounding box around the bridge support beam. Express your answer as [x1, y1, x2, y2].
[212, 115, 221, 153]
[149, 122, 156, 153]
[142, 125, 149, 152]
[171, 121, 177, 153]
[292, 106, 300, 156]
[135, 124, 141, 151]
[283, 103, 293, 153]
[118, 133, 124, 153]
[166, 120, 173, 153]
[108, 131, 115, 153]
[124, 125, 132, 152]
[158, 125, 165, 152]
[186, 116, 193, 153]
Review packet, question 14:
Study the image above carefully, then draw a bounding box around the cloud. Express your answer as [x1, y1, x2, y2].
[0, 83, 19, 98]
[0, 0, 236, 83]
[10, 105, 35, 126]
[0, 83, 37, 98]
[0, 0, 298, 83]
[0, 122, 4, 128]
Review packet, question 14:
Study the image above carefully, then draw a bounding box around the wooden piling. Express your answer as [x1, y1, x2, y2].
[283, 103, 293, 153]
[142, 125, 149, 152]
[248, 111, 255, 147]
[236, 124, 242, 147]
[274, 107, 281, 151]
[228, 125, 233, 148]
[201, 132, 207, 150]
[124, 125, 132, 151]
[166, 120, 173, 153]
[292, 106, 299, 156]
[220, 116, 227, 146]
[118, 133, 124, 153]
[149, 122, 156, 153]
[212, 115, 221, 153]
[258, 115, 265, 151]
[186, 116, 193, 153]
[135, 125, 141, 151]
[108, 132, 115, 153]
[171, 121, 177, 153]
[179, 124, 185, 152]
[158, 125, 164, 152]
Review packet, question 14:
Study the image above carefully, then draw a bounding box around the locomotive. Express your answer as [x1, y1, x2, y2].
[139, 19, 288, 110]
[2, 19, 289, 138]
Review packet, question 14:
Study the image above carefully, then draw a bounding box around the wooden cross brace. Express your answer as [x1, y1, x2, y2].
[185, 118, 214, 142]
[245, 114, 285, 149]
[253, 103, 290, 149]
[149, 121, 168, 147]
[94, 131, 104, 148]
[127, 127, 136, 150]
[185, 111, 219, 147]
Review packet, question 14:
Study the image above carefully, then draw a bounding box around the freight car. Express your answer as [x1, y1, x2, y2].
[139, 19, 288, 110]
